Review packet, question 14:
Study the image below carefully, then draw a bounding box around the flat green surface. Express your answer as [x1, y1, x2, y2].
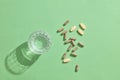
[0, 0, 120, 80]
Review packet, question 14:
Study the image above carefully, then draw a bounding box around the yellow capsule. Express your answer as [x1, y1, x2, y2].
[70, 26, 76, 32]
[77, 29, 84, 35]
[79, 23, 86, 30]
[63, 58, 71, 63]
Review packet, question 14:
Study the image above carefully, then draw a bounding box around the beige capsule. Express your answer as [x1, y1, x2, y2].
[71, 40, 75, 47]
[67, 44, 73, 52]
[64, 39, 72, 44]
[75, 64, 79, 72]
[78, 42, 84, 48]
[70, 26, 76, 32]
[57, 27, 64, 32]
[72, 47, 78, 52]
[63, 33, 67, 41]
[69, 37, 76, 41]
[70, 52, 77, 57]
[79, 23, 86, 30]
[61, 30, 67, 35]
[63, 20, 70, 26]
[77, 29, 84, 35]
[63, 58, 71, 63]
[61, 52, 67, 60]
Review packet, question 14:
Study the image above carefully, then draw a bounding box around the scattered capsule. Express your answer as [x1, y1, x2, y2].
[63, 58, 71, 63]
[69, 37, 76, 41]
[61, 53, 67, 60]
[61, 30, 67, 35]
[78, 42, 84, 48]
[57, 27, 64, 32]
[72, 47, 78, 52]
[63, 33, 67, 41]
[67, 44, 73, 52]
[64, 39, 72, 44]
[70, 26, 76, 32]
[70, 52, 77, 57]
[75, 64, 79, 72]
[77, 29, 84, 35]
[79, 23, 86, 30]
[63, 20, 70, 26]
[71, 40, 75, 47]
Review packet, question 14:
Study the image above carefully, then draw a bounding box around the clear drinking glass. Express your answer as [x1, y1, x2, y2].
[5, 31, 52, 74]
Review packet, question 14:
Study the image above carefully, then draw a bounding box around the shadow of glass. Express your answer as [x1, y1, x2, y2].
[5, 42, 40, 75]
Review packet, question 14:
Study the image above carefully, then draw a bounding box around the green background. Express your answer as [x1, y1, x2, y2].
[0, 0, 120, 80]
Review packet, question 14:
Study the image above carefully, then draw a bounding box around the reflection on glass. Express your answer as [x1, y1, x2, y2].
[5, 31, 52, 75]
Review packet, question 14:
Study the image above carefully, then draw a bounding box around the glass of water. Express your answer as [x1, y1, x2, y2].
[5, 30, 52, 74]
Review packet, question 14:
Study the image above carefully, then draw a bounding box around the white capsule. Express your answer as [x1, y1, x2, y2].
[77, 29, 84, 35]
[79, 23, 86, 30]
[63, 58, 71, 63]
[70, 26, 76, 32]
